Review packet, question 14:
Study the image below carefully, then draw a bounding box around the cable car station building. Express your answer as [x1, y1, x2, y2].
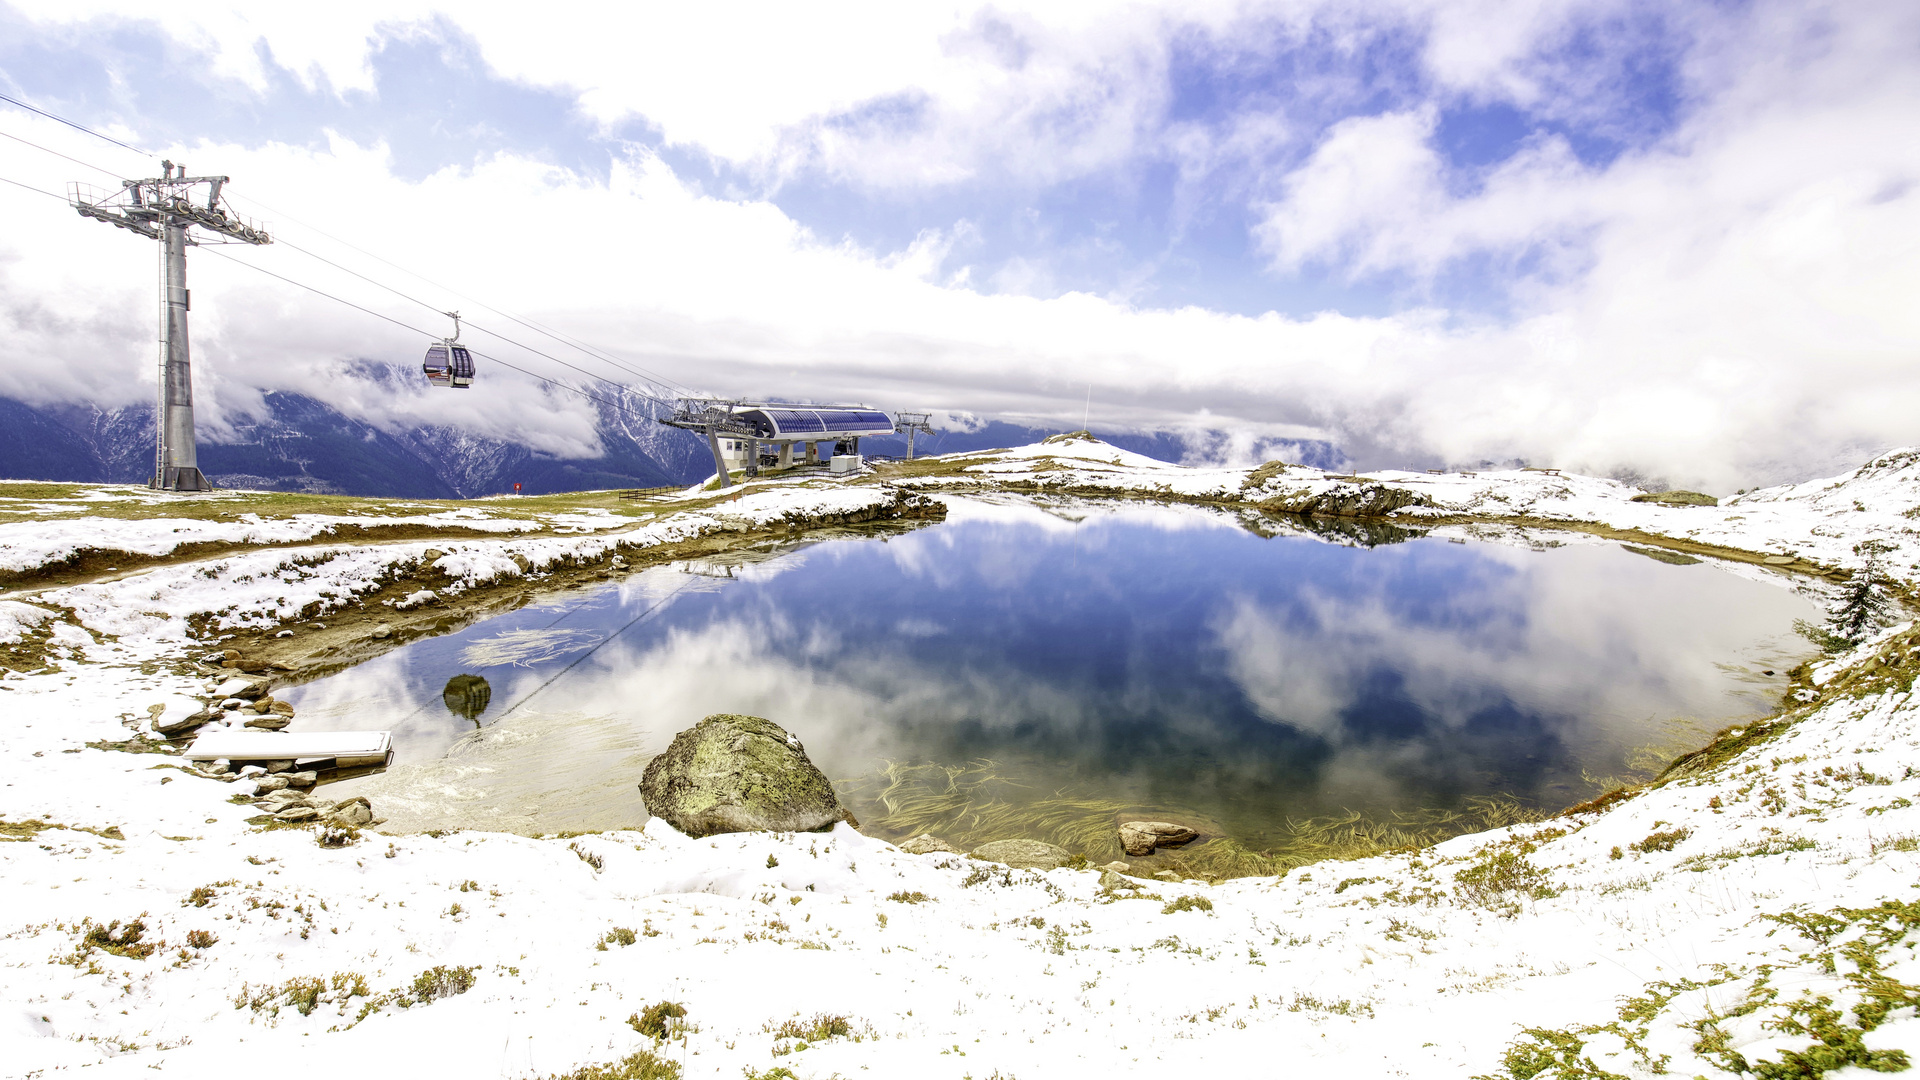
[663, 400, 915, 488]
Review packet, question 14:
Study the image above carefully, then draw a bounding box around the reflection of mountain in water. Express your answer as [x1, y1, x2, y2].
[1249, 510, 1427, 548]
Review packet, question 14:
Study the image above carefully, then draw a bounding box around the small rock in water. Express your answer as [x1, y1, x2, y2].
[639, 713, 847, 838]
[283, 770, 318, 786]
[268, 700, 295, 717]
[372, 625, 392, 639]
[970, 839, 1072, 871]
[237, 765, 267, 778]
[274, 806, 320, 823]
[898, 834, 961, 855]
[1099, 861, 1130, 873]
[261, 759, 295, 774]
[253, 775, 291, 793]
[1118, 821, 1198, 857]
[244, 716, 290, 731]
[275, 629, 294, 638]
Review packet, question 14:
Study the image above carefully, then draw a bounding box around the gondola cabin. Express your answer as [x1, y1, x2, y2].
[423, 341, 475, 388]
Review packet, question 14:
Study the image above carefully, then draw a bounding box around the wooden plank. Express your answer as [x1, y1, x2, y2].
[185, 730, 393, 768]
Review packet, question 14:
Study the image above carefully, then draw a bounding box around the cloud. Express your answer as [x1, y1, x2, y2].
[1256, 107, 1597, 279]
[0, 0, 1916, 490]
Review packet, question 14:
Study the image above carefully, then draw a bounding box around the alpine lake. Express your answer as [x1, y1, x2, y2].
[280, 496, 1821, 876]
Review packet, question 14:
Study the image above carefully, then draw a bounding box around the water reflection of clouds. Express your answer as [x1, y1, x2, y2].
[1211, 542, 1806, 752]
[289, 500, 1820, 835]
[881, 498, 1241, 590]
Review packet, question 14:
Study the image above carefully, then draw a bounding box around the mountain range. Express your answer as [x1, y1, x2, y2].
[0, 366, 1339, 497]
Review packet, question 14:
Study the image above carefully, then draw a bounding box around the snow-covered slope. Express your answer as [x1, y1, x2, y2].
[903, 437, 1920, 581]
[3, 448, 1920, 1077]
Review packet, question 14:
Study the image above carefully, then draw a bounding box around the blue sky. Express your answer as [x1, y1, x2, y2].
[0, 2, 1689, 318]
[0, 2, 1914, 487]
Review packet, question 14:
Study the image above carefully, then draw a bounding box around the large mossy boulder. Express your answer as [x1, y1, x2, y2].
[639, 714, 847, 838]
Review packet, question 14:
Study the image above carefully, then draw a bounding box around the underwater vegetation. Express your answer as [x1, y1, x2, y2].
[837, 759, 1553, 880]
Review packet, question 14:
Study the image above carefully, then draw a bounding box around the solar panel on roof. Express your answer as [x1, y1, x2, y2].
[812, 409, 893, 431]
[766, 409, 826, 434]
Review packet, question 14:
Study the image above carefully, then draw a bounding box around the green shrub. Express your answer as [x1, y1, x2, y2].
[541, 1049, 681, 1079]
[1630, 829, 1690, 854]
[629, 1000, 687, 1040]
[767, 1013, 853, 1042]
[1161, 895, 1214, 914]
[82, 918, 157, 960]
[597, 927, 638, 950]
[408, 964, 477, 1002]
[1454, 850, 1557, 917]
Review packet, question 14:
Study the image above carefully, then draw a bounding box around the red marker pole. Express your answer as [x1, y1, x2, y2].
[513, 482, 522, 496]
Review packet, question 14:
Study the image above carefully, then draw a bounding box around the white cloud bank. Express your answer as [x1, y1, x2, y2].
[0, 0, 1915, 489]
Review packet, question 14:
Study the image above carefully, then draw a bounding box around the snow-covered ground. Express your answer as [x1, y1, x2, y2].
[904, 437, 1920, 578]
[4, 448, 1920, 1078]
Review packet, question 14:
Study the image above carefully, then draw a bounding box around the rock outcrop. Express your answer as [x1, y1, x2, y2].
[1630, 490, 1718, 507]
[152, 708, 217, 737]
[970, 838, 1072, 870]
[1118, 821, 1198, 856]
[1257, 482, 1431, 519]
[639, 714, 848, 838]
[252, 789, 376, 829]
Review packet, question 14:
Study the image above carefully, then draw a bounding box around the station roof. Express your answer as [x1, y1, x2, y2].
[738, 405, 894, 440]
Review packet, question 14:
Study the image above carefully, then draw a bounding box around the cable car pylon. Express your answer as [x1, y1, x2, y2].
[69, 161, 272, 492]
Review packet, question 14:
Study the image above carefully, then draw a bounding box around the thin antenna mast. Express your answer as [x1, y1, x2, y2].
[68, 161, 272, 491]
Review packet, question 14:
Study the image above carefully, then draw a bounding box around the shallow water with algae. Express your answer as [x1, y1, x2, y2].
[282, 498, 1817, 864]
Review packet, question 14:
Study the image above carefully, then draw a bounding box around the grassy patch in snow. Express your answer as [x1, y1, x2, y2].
[1453, 847, 1560, 918]
[234, 964, 477, 1029]
[2, 818, 124, 843]
[628, 1000, 687, 1040]
[0, 482, 662, 526]
[540, 1050, 681, 1080]
[1480, 900, 1920, 1079]
[764, 1011, 874, 1056]
[1675, 829, 1818, 873]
